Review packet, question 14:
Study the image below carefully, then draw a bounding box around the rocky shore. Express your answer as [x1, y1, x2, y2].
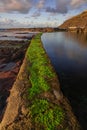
[0, 40, 29, 122]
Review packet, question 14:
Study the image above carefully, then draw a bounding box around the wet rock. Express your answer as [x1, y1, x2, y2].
[15, 36, 33, 40]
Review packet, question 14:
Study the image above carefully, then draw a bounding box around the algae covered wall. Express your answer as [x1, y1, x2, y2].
[0, 34, 81, 130]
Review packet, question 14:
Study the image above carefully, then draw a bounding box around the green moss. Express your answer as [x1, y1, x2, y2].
[30, 99, 64, 130]
[27, 34, 65, 129]
[27, 33, 55, 98]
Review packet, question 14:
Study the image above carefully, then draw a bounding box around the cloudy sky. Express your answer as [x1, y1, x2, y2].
[0, 0, 87, 28]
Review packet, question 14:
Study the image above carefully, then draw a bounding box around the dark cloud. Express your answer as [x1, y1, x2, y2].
[46, 0, 70, 14]
[55, 0, 70, 13]
[46, 0, 87, 14]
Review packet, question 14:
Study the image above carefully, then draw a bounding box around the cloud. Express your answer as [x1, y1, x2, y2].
[46, 0, 70, 14]
[46, 0, 87, 14]
[0, 0, 33, 13]
[70, 0, 86, 8]
[0, 17, 32, 28]
[55, 0, 70, 13]
[0, 0, 86, 14]
[31, 12, 41, 18]
[46, 7, 58, 13]
[0, 18, 18, 27]
[0, 0, 47, 13]
[36, 0, 46, 9]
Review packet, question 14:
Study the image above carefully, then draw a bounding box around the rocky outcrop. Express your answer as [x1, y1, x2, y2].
[59, 10, 87, 32]
[0, 40, 29, 124]
[0, 56, 31, 130]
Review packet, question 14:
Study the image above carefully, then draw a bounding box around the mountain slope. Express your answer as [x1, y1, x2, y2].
[59, 10, 87, 29]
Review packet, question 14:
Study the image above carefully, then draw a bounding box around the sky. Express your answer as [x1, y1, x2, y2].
[0, 0, 87, 28]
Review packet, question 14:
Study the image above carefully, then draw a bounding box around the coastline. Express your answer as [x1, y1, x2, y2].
[0, 34, 81, 130]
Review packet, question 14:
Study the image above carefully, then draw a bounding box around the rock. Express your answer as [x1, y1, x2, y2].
[0, 40, 29, 122]
[21, 106, 29, 116]
[53, 89, 63, 101]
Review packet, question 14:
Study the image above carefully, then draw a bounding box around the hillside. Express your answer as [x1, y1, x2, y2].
[59, 10, 87, 29]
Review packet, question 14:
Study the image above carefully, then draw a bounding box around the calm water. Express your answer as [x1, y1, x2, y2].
[0, 30, 36, 40]
[42, 32, 87, 130]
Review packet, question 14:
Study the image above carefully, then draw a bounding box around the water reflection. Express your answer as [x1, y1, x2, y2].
[65, 32, 87, 47]
[42, 32, 87, 130]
